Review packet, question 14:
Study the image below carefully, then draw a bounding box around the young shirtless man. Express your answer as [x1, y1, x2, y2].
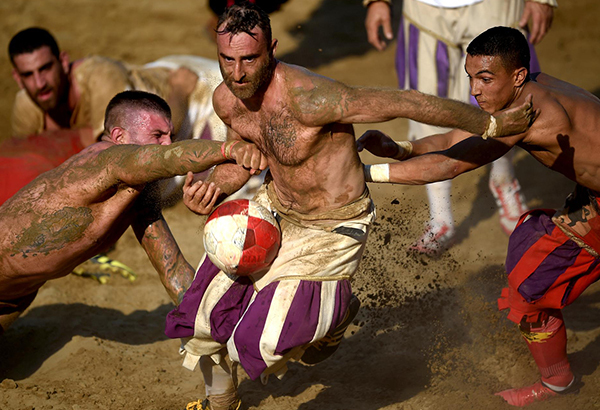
[8, 27, 224, 144]
[163, 5, 535, 410]
[0, 90, 266, 337]
[358, 26, 600, 406]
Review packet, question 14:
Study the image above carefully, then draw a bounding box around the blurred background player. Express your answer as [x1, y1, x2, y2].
[364, 0, 557, 255]
[9, 27, 225, 145]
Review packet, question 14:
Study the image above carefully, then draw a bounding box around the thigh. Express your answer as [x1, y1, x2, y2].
[165, 255, 255, 344]
[228, 279, 352, 380]
[507, 211, 600, 311]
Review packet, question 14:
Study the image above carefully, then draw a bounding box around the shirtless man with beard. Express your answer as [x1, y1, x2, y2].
[163, 4, 535, 410]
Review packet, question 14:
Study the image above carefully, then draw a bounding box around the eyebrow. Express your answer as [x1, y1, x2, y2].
[219, 52, 261, 60]
[476, 69, 495, 76]
[17, 60, 54, 76]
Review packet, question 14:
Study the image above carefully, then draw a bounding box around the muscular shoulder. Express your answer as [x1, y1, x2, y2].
[73, 56, 129, 81]
[277, 63, 349, 126]
[517, 80, 573, 146]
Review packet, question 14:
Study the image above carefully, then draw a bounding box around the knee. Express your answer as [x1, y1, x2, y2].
[518, 311, 565, 343]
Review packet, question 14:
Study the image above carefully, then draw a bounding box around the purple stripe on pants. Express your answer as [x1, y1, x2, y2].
[276, 281, 323, 351]
[520, 240, 582, 303]
[505, 212, 555, 274]
[435, 40, 449, 98]
[210, 276, 255, 344]
[232, 281, 279, 380]
[232, 280, 352, 380]
[165, 257, 222, 339]
[505, 212, 584, 303]
[164, 257, 254, 341]
[528, 37, 541, 74]
[408, 24, 419, 90]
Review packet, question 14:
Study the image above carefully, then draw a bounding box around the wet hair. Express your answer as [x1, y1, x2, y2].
[467, 26, 530, 78]
[104, 90, 171, 133]
[216, 1, 272, 45]
[209, 0, 288, 16]
[8, 27, 60, 64]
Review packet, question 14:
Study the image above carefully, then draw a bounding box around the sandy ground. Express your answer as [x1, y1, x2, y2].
[1, 1, 600, 409]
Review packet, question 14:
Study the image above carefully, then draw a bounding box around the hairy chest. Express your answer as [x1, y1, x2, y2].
[229, 104, 322, 167]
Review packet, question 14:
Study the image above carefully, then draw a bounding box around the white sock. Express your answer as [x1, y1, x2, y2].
[489, 151, 516, 186]
[200, 353, 238, 396]
[426, 180, 454, 228]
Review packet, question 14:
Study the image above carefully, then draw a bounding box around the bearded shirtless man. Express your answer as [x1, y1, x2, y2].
[358, 26, 600, 406]
[163, 5, 535, 410]
[0, 90, 265, 337]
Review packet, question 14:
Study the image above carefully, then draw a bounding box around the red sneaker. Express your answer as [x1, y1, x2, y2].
[489, 178, 528, 235]
[495, 381, 567, 407]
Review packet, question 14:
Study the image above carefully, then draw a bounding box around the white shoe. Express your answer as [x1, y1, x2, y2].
[489, 178, 528, 235]
[408, 222, 455, 256]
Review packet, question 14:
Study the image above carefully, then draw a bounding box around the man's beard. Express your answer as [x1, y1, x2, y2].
[33, 87, 59, 111]
[224, 59, 274, 100]
[32, 73, 68, 112]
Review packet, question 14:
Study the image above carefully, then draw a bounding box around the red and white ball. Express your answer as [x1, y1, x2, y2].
[203, 199, 281, 276]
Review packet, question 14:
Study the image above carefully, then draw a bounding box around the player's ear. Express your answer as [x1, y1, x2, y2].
[514, 67, 527, 87]
[59, 51, 70, 74]
[11, 68, 24, 89]
[270, 39, 278, 57]
[110, 126, 126, 144]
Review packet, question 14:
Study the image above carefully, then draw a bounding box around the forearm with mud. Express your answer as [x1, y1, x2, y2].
[348, 88, 491, 135]
[206, 161, 252, 200]
[106, 139, 227, 186]
[134, 216, 194, 305]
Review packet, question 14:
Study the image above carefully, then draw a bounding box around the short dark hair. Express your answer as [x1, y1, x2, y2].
[104, 90, 172, 133]
[216, 1, 272, 45]
[467, 26, 530, 78]
[8, 27, 60, 64]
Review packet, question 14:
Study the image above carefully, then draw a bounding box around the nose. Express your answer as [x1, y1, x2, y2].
[34, 71, 47, 89]
[233, 62, 245, 82]
[160, 134, 172, 145]
[470, 79, 480, 97]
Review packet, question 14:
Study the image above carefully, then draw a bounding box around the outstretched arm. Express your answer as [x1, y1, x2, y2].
[101, 138, 267, 187]
[358, 129, 517, 184]
[292, 72, 535, 137]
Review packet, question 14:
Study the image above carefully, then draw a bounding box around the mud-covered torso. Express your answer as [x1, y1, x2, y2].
[220, 67, 365, 214]
[0, 146, 144, 298]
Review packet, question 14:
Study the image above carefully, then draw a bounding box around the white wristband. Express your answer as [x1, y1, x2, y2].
[395, 140, 413, 160]
[481, 116, 497, 140]
[364, 164, 390, 182]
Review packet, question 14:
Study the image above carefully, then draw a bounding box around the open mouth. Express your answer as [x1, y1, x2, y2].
[36, 89, 53, 101]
